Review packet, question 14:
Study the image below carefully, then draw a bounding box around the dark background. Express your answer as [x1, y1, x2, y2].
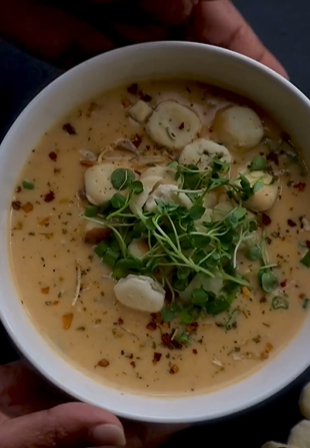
[0, 1, 310, 446]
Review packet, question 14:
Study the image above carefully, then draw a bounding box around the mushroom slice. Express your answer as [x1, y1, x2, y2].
[84, 163, 130, 206]
[140, 165, 178, 185]
[300, 382, 310, 419]
[179, 138, 232, 170]
[144, 184, 192, 212]
[128, 238, 149, 259]
[129, 175, 162, 214]
[213, 105, 264, 150]
[288, 420, 310, 448]
[146, 100, 202, 149]
[114, 274, 165, 313]
[128, 100, 153, 123]
[239, 170, 278, 212]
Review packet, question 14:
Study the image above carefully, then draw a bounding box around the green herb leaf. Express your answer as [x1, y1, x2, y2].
[271, 295, 289, 310]
[189, 205, 205, 221]
[102, 248, 120, 267]
[111, 193, 126, 209]
[129, 180, 144, 195]
[23, 180, 35, 190]
[259, 269, 278, 293]
[303, 298, 310, 309]
[249, 156, 267, 172]
[191, 288, 208, 306]
[111, 168, 135, 190]
[253, 180, 264, 194]
[175, 332, 190, 344]
[161, 307, 177, 323]
[245, 245, 262, 262]
[84, 204, 98, 218]
[95, 241, 108, 257]
[301, 251, 310, 268]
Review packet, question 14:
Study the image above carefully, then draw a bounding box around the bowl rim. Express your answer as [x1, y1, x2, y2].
[2, 40, 310, 423]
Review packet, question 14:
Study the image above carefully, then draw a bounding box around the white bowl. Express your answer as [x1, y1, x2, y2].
[1, 42, 310, 424]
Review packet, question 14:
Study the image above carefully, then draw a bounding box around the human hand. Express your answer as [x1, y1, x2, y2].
[0, 360, 186, 448]
[0, 0, 287, 77]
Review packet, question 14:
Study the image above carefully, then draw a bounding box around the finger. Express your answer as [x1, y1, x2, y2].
[0, 360, 71, 418]
[0, 0, 114, 66]
[1, 402, 126, 448]
[141, 0, 198, 26]
[193, 0, 288, 78]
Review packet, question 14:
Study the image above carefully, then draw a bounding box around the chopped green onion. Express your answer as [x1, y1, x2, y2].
[249, 156, 267, 172]
[84, 204, 98, 218]
[271, 296, 289, 310]
[94, 241, 108, 257]
[303, 298, 310, 309]
[23, 180, 34, 190]
[102, 248, 120, 267]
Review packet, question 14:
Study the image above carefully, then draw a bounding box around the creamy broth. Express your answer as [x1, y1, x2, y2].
[9, 80, 310, 396]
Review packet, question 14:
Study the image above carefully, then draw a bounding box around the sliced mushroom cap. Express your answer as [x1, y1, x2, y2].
[240, 170, 278, 212]
[288, 420, 310, 448]
[146, 100, 202, 149]
[140, 165, 178, 185]
[213, 105, 264, 150]
[179, 138, 232, 170]
[300, 382, 310, 420]
[144, 184, 192, 212]
[128, 238, 149, 259]
[114, 274, 165, 313]
[129, 175, 162, 214]
[84, 163, 130, 206]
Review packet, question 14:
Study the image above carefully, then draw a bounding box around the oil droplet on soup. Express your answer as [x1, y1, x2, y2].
[9, 80, 310, 396]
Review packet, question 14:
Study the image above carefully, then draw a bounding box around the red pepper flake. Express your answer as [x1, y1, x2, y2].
[192, 349, 198, 355]
[266, 152, 279, 166]
[62, 123, 77, 135]
[97, 359, 110, 368]
[127, 83, 139, 95]
[150, 313, 162, 324]
[209, 127, 214, 133]
[162, 333, 173, 350]
[171, 339, 183, 350]
[41, 287, 50, 294]
[80, 160, 94, 167]
[12, 200, 21, 210]
[146, 321, 157, 331]
[153, 352, 162, 364]
[299, 293, 306, 299]
[121, 97, 132, 108]
[22, 202, 33, 213]
[84, 227, 112, 244]
[280, 280, 287, 288]
[132, 134, 142, 148]
[139, 92, 152, 102]
[169, 364, 179, 374]
[16, 186, 22, 193]
[306, 241, 310, 249]
[186, 322, 199, 334]
[53, 301, 59, 306]
[287, 219, 297, 227]
[44, 191, 55, 203]
[294, 182, 306, 192]
[179, 122, 185, 130]
[262, 213, 272, 226]
[130, 361, 136, 368]
[48, 151, 57, 162]
[118, 317, 124, 325]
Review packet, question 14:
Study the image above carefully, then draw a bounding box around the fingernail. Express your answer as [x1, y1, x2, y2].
[90, 424, 126, 446]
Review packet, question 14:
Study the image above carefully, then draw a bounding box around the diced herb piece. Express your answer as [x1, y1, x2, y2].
[225, 309, 240, 330]
[191, 288, 208, 306]
[23, 180, 34, 190]
[303, 298, 310, 309]
[259, 269, 278, 293]
[102, 248, 120, 267]
[271, 296, 289, 310]
[95, 241, 108, 257]
[175, 332, 190, 344]
[111, 168, 135, 190]
[300, 251, 310, 268]
[245, 245, 262, 262]
[249, 156, 267, 172]
[161, 307, 177, 323]
[84, 204, 98, 218]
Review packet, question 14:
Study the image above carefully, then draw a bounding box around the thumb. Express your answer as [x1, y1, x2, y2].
[0, 402, 126, 448]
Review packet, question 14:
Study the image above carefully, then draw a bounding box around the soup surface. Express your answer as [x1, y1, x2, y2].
[10, 79, 310, 396]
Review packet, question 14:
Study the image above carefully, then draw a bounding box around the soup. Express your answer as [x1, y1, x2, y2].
[9, 79, 310, 396]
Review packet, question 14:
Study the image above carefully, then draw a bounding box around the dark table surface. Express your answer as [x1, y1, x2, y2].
[1, 1, 310, 446]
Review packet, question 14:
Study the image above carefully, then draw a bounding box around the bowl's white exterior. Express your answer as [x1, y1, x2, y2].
[1, 42, 310, 424]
